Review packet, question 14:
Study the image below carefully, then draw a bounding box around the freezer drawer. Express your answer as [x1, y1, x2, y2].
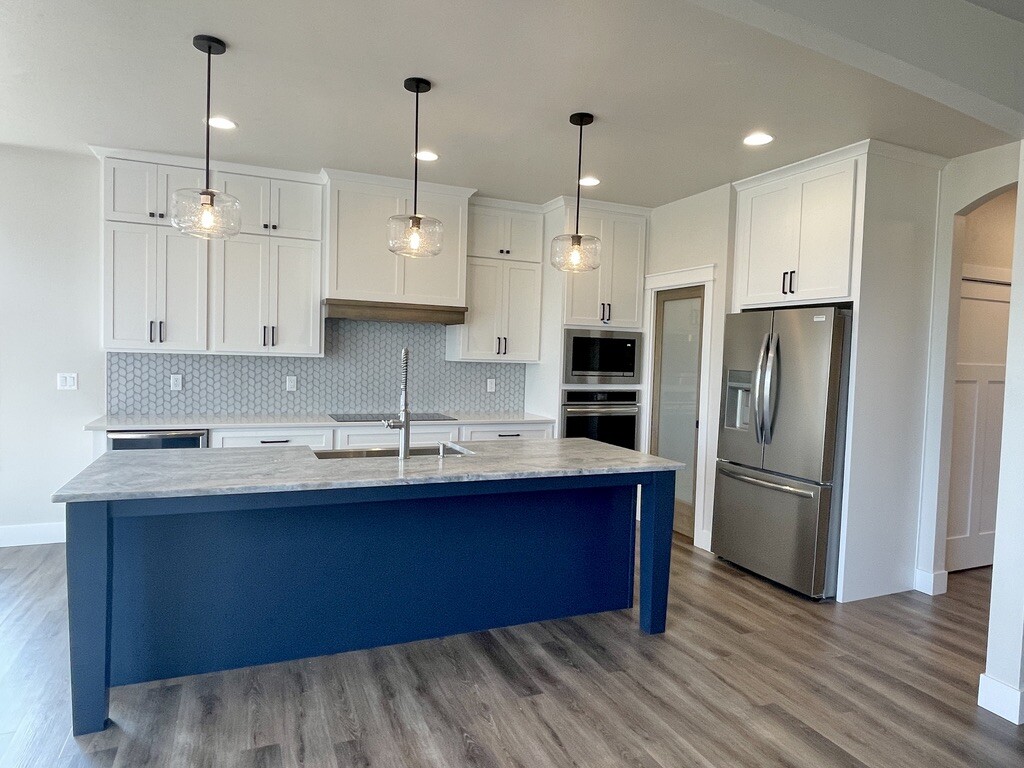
[711, 461, 834, 598]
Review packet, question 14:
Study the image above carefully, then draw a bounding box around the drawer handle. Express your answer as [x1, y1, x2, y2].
[260, 439, 291, 444]
[497, 433, 521, 438]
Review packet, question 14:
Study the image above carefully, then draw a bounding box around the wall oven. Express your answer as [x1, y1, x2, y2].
[561, 391, 640, 450]
[563, 329, 642, 385]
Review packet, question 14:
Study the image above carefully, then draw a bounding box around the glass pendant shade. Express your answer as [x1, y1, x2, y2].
[387, 213, 443, 258]
[171, 188, 241, 239]
[551, 233, 601, 273]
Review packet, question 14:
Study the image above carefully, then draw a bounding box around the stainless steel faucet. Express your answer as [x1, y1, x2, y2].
[382, 347, 412, 459]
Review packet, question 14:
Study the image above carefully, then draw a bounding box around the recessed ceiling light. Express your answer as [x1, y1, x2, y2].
[743, 131, 774, 146]
[208, 116, 237, 130]
[578, 176, 600, 186]
[414, 150, 438, 161]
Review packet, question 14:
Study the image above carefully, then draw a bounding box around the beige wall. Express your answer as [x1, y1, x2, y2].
[0, 146, 104, 541]
[960, 186, 1018, 271]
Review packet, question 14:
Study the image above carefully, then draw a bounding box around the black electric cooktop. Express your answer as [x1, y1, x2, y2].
[329, 412, 456, 422]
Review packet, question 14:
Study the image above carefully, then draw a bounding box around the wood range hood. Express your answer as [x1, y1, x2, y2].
[322, 299, 468, 325]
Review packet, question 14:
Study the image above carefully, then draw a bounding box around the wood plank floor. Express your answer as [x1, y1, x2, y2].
[0, 537, 1021, 767]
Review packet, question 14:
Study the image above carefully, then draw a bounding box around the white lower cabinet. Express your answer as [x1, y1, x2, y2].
[210, 428, 334, 449]
[445, 257, 541, 362]
[458, 424, 553, 441]
[334, 425, 460, 449]
[211, 234, 321, 356]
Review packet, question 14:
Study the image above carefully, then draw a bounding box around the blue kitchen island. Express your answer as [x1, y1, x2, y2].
[52, 438, 679, 736]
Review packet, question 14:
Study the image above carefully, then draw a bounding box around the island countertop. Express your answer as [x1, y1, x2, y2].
[53, 438, 681, 503]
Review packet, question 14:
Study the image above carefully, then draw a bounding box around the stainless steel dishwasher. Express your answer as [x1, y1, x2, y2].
[106, 430, 209, 451]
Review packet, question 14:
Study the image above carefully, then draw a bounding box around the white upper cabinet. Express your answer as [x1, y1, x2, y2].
[734, 157, 857, 307]
[211, 234, 321, 356]
[211, 173, 323, 240]
[104, 223, 207, 352]
[105, 160, 205, 224]
[446, 257, 541, 362]
[467, 203, 543, 263]
[215, 172, 272, 235]
[563, 207, 647, 329]
[326, 172, 474, 307]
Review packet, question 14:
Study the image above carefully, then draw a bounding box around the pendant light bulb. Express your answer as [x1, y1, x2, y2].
[171, 35, 241, 240]
[551, 113, 601, 273]
[387, 77, 443, 258]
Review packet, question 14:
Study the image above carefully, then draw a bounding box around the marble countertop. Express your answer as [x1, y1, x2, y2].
[87, 412, 555, 431]
[53, 438, 681, 503]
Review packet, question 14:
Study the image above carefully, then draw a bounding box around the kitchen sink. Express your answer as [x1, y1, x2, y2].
[314, 442, 473, 460]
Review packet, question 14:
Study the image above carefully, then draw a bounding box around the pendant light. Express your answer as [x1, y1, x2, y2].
[170, 35, 241, 240]
[387, 77, 443, 258]
[550, 112, 600, 273]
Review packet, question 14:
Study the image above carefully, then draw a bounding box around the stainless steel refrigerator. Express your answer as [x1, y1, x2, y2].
[712, 305, 850, 598]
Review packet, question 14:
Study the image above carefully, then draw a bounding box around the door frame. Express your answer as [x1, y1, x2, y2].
[649, 286, 706, 538]
[641, 265, 717, 549]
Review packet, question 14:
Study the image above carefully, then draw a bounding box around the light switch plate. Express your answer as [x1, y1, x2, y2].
[57, 373, 78, 391]
[486, 378, 496, 393]
[169, 374, 182, 391]
[286, 376, 297, 392]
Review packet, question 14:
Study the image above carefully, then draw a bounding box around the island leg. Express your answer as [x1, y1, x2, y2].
[65, 501, 112, 735]
[638, 471, 675, 634]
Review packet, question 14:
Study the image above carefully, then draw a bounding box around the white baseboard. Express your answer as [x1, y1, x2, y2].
[979, 673, 1024, 725]
[914, 568, 948, 595]
[0, 522, 66, 548]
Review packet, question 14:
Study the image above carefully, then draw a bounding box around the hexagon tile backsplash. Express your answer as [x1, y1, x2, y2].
[106, 320, 527, 416]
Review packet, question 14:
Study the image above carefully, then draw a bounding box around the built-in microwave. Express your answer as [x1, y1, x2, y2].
[563, 329, 642, 385]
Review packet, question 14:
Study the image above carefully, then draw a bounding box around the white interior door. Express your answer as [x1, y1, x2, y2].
[946, 278, 1010, 571]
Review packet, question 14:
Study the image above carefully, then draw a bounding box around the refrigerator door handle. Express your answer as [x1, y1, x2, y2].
[763, 332, 780, 444]
[719, 466, 815, 499]
[753, 332, 770, 444]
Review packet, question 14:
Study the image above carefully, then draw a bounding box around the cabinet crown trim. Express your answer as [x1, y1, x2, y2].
[732, 139, 946, 191]
[541, 195, 652, 217]
[90, 146, 325, 185]
[470, 197, 546, 213]
[323, 168, 476, 198]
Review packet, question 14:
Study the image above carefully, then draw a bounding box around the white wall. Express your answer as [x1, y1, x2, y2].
[961, 187, 1017, 271]
[916, 141, 1021, 592]
[979, 141, 1024, 725]
[645, 184, 733, 549]
[0, 146, 104, 545]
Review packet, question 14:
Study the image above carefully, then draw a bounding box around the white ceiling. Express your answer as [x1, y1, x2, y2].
[0, 1, 1011, 207]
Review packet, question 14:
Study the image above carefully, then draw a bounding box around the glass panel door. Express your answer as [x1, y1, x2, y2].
[650, 287, 705, 536]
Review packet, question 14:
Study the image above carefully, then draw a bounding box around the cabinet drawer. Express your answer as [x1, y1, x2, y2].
[334, 425, 459, 449]
[210, 428, 333, 449]
[459, 425, 553, 441]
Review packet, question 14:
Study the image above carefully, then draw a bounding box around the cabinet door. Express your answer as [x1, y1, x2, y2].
[462, 258, 504, 358]
[157, 165, 206, 222]
[502, 261, 541, 361]
[104, 160, 159, 224]
[735, 180, 798, 306]
[211, 234, 271, 353]
[563, 213, 605, 326]
[268, 238, 322, 355]
[792, 159, 856, 302]
[467, 206, 505, 258]
[215, 172, 271, 235]
[603, 216, 645, 328]
[506, 211, 543, 263]
[402, 192, 466, 306]
[330, 186, 403, 300]
[271, 180, 323, 240]
[156, 230, 208, 351]
[104, 223, 158, 349]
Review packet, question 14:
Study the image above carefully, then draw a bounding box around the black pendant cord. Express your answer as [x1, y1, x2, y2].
[412, 90, 419, 216]
[574, 121, 583, 235]
[204, 47, 212, 191]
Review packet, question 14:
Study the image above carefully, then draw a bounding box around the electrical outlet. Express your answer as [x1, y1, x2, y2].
[169, 374, 182, 391]
[486, 378, 496, 393]
[286, 376, 297, 392]
[57, 373, 78, 391]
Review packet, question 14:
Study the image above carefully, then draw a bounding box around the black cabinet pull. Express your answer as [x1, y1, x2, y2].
[271, 224, 278, 230]
[148, 212, 156, 218]
[158, 212, 165, 219]
[148, 320, 155, 342]
[158, 320, 165, 343]
[502, 336, 508, 355]
[263, 223, 269, 229]
[496, 337, 500, 355]
[599, 303, 606, 321]
[263, 325, 268, 346]
[788, 270, 796, 294]
[606, 303, 612, 322]
[271, 326, 277, 347]
[782, 272, 788, 295]
[497, 433, 521, 438]
[260, 439, 290, 444]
